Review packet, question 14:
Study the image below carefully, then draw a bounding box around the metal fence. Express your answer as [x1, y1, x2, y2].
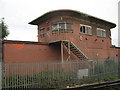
[2, 57, 119, 89]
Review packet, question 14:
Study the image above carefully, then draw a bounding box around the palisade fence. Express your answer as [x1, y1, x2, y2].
[2, 57, 119, 89]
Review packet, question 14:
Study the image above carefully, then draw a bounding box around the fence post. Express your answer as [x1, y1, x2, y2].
[0, 40, 2, 90]
[0, 62, 2, 90]
[118, 1, 120, 78]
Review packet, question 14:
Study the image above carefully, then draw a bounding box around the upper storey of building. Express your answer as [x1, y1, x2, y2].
[29, 9, 116, 28]
[29, 9, 116, 44]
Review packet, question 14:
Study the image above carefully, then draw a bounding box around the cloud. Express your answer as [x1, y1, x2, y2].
[7, 26, 37, 41]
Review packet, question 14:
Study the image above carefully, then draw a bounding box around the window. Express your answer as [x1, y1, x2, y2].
[109, 30, 111, 38]
[97, 28, 106, 37]
[80, 24, 92, 35]
[40, 28, 44, 38]
[52, 22, 72, 33]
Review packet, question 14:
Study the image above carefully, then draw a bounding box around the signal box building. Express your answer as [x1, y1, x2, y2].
[3, 10, 119, 63]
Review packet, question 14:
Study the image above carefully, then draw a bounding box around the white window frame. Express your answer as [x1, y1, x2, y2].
[97, 28, 106, 37]
[80, 24, 92, 35]
[40, 27, 45, 38]
[52, 22, 72, 33]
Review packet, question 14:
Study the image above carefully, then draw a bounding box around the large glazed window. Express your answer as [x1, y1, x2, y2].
[97, 28, 106, 37]
[52, 22, 72, 33]
[80, 24, 92, 35]
[40, 28, 45, 38]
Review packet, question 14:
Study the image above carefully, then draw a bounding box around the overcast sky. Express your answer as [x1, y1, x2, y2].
[0, 0, 119, 46]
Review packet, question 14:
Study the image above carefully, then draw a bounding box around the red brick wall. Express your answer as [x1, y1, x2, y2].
[3, 41, 119, 63]
[3, 43, 61, 63]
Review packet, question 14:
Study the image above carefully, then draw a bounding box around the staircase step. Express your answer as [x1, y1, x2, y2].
[63, 41, 88, 60]
[76, 54, 83, 56]
[76, 54, 83, 57]
[71, 50, 77, 52]
[71, 49, 77, 51]
[72, 52, 81, 54]
[70, 45, 74, 47]
[70, 44, 73, 46]
[78, 56, 85, 58]
[71, 46, 76, 48]
[70, 47, 77, 49]
[74, 54, 81, 56]
[74, 53, 81, 55]
[71, 51, 78, 53]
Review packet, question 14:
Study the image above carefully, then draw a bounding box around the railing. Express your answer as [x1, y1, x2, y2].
[2, 57, 119, 89]
[70, 41, 88, 59]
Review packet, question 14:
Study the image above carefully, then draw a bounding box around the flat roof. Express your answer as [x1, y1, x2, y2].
[29, 9, 116, 29]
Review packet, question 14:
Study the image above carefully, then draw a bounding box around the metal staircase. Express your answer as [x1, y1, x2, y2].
[62, 40, 88, 60]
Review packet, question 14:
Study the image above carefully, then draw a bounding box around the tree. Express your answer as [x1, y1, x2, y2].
[0, 18, 9, 40]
